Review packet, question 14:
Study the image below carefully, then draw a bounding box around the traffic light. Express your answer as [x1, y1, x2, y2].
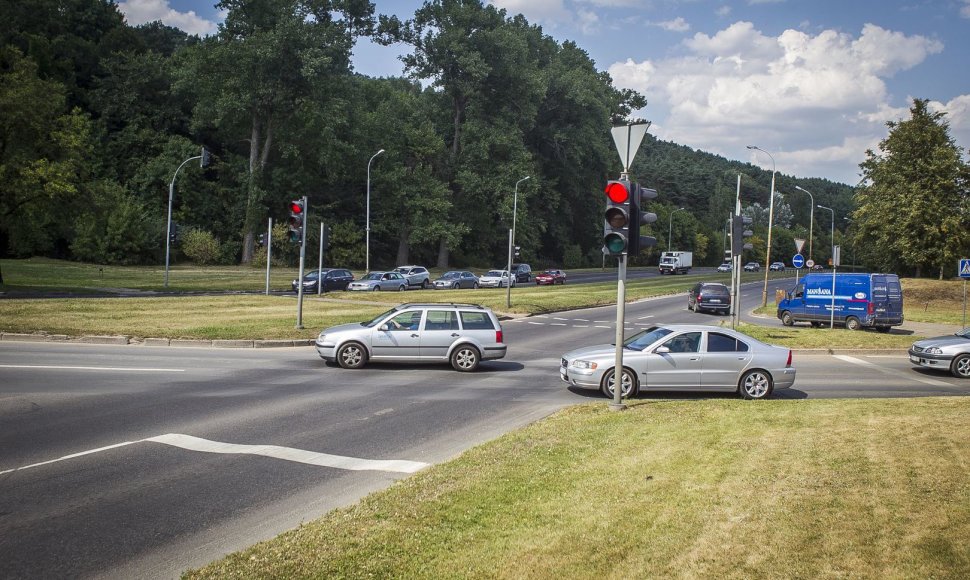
[169, 222, 180, 245]
[514, 245, 521, 259]
[200, 147, 211, 168]
[257, 233, 266, 247]
[288, 199, 305, 243]
[603, 179, 632, 255]
[731, 215, 753, 256]
[629, 183, 658, 255]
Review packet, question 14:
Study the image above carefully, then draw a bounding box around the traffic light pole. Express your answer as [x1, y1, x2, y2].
[265, 218, 272, 295]
[506, 229, 513, 309]
[164, 153, 202, 288]
[295, 196, 307, 330]
[610, 254, 627, 411]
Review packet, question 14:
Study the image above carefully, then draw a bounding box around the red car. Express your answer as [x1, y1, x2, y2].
[535, 269, 566, 285]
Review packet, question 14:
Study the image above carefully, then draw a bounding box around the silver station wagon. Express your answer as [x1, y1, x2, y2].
[316, 303, 507, 371]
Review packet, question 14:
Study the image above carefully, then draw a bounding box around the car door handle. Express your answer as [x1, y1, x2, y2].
[451, 333, 460, 337]
[690, 357, 700, 361]
[411, 333, 419, 338]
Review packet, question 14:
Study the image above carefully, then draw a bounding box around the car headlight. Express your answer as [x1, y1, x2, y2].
[317, 332, 327, 342]
[572, 360, 598, 370]
[924, 347, 943, 355]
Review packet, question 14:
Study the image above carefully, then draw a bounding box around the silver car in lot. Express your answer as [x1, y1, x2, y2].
[433, 270, 480, 289]
[315, 303, 507, 371]
[560, 324, 796, 399]
[908, 328, 970, 378]
[394, 265, 432, 289]
[346, 271, 408, 292]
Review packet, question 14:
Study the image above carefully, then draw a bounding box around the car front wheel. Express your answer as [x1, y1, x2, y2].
[451, 345, 480, 371]
[781, 311, 794, 326]
[600, 367, 637, 399]
[422, 280, 431, 289]
[951, 354, 970, 379]
[337, 342, 367, 369]
[739, 369, 772, 399]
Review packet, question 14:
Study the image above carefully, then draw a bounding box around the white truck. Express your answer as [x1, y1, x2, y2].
[658, 251, 693, 275]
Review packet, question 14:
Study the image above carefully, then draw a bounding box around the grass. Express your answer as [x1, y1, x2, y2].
[184, 397, 970, 579]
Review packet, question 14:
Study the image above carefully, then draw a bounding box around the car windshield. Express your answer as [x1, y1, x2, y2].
[394, 267, 411, 274]
[485, 270, 504, 277]
[623, 326, 673, 351]
[543, 270, 557, 275]
[362, 307, 400, 328]
[703, 285, 729, 295]
[362, 272, 383, 281]
[303, 271, 320, 280]
[956, 328, 970, 339]
[440, 272, 459, 279]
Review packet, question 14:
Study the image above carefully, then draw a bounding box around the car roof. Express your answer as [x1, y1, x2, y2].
[393, 303, 488, 310]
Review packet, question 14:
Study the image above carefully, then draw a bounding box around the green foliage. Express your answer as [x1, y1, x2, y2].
[71, 180, 160, 265]
[563, 244, 583, 269]
[181, 229, 221, 265]
[326, 221, 364, 269]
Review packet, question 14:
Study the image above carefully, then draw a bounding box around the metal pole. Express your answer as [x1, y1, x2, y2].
[296, 196, 307, 330]
[506, 229, 513, 308]
[264, 218, 272, 295]
[747, 146, 775, 307]
[365, 149, 384, 273]
[509, 175, 530, 302]
[610, 253, 627, 411]
[817, 205, 835, 329]
[164, 154, 201, 288]
[963, 279, 967, 329]
[795, 185, 815, 262]
[318, 222, 324, 295]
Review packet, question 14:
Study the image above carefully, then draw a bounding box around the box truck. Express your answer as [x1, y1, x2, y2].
[658, 251, 692, 275]
[776, 273, 903, 331]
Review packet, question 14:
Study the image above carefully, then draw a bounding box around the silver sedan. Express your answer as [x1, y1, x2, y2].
[560, 324, 796, 399]
[909, 328, 970, 378]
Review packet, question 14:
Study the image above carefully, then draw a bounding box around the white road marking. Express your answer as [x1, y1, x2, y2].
[833, 355, 953, 387]
[595, 325, 611, 329]
[573, 318, 589, 322]
[637, 315, 654, 320]
[0, 364, 184, 372]
[527, 321, 545, 325]
[553, 317, 569, 321]
[550, 323, 567, 326]
[1, 434, 430, 476]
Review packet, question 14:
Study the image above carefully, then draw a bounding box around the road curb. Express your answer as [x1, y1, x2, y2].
[0, 333, 315, 348]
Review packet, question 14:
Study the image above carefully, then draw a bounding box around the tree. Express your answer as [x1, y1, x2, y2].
[855, 99, 970, 278]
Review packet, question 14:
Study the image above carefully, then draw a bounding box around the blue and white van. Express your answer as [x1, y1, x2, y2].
[776, 273, 903, 331]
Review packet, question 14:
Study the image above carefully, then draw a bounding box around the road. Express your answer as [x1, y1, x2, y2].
[2, 277, 966, 579]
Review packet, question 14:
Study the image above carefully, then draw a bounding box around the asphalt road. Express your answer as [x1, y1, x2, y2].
[2, 276, 967, 579]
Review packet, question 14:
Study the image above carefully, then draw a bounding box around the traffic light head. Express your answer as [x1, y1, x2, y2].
[288, 199, 305, 243]
[201, 147, 211, 168]
[514, 245, 521, 258]
[257, 233, 266, 247]
[731, 214, 753, 256]
[603, 180, 632, 255]
[629, 183, 659, 255]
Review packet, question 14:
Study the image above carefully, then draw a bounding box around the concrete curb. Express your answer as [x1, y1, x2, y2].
[0, 332, 315, 348]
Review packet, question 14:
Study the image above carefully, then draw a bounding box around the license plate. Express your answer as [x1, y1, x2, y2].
[909, 355, 920, 364]
[708, 299, 721, 303]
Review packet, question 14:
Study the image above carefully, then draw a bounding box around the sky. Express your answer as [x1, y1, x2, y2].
[117, 0, 970, 186]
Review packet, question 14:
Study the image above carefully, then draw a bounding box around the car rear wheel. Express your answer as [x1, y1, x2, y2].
[781, 311, 794, 326]
[398, 284, 406, 291]
[472, 282, 479, 289]
[337, 342, 367, 369]
[951, 354, 970, 379]
[739, 369, 772, 400]
[600, 367, 638, 398]
[845, 316, 861, 331]
[451, 345, 480, 372]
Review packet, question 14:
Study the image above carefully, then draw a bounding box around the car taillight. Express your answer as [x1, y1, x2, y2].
[786, 349, 792, 367]
[697, 293, 703, 300]
[867, 302, 874, 314]
[496, 330, 503, 343]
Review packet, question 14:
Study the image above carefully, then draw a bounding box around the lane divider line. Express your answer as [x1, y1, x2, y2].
[0, 364, 184, 372]
[833, 355, 953, 387]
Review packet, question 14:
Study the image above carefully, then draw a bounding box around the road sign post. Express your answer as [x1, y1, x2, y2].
[960, 259, 970, 329]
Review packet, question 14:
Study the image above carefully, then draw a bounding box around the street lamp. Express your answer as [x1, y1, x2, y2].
[365, 148, 385, 273]
[794, 185, 815, 262]
[506, 175, 530, 308]
[747, 145, 776, 307]
[165, 152, 203, 288]
[817, 204, 836, 329]
[667, 207, 685, 250]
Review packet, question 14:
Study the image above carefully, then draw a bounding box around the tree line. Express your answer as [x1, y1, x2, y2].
[1, 0, 966, 277]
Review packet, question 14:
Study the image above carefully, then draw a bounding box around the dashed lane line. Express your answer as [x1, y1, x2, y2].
[833, 355, 952, 387]
[0, 364, 184, 372]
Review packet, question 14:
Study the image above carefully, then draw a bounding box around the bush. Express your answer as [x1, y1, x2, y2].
[181, 229, 221, 265]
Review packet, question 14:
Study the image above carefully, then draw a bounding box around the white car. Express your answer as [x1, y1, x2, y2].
[394, 265, 432, 289]
[716, 263, 732, 272]
[479, 269, 514, 288]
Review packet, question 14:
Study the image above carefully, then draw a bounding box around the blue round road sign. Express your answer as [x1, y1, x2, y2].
[792, 254, 805, 268]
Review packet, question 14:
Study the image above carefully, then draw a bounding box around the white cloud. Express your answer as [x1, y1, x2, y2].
[652, 17, 690, 32]
[715, 6, 732, 17]
[489, 0, 570, 22]
[608, 21, 955, 183]
[118, 0, 217, 36]
[962, 1, 970, 18]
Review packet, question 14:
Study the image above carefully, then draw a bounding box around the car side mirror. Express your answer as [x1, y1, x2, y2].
[655, 346, 670, 354]
[380, 323, 391, 332]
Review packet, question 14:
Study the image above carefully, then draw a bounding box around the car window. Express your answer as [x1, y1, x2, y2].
[426, 310, 459, 331]
[459, 311, 495, 330]
[707, 332, 749, 352]
[363, 307, 400, 328]
[793, 284, 804, 299]
[363, 273, 382, 281]
[387, 311, 422, 331]
[485, 270, 505, 277]
[661, 332, 701, 353]
[441, 272, 458, 279]
[703, 284, 730, 295]
[624, 326, 673, 351]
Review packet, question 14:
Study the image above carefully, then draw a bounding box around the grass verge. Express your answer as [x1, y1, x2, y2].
[184, 397, 970, 579]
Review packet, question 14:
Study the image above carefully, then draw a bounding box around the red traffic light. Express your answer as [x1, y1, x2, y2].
[604, 181, 630, 203]
[290, 200, 304, 214]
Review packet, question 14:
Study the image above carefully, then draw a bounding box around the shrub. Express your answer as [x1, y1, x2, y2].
[181, 229, 220, 265]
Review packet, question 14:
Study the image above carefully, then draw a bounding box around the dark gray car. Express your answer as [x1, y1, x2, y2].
[687, 282, 731, 314]
[433, 271, 480, 289]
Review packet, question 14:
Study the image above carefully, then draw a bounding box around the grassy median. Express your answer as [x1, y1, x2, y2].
[184, 397, 970, 579]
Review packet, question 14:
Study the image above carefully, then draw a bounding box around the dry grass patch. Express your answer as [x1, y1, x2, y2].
[185, 398, 970, 579]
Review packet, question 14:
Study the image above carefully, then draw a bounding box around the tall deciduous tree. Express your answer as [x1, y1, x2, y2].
[854, 99, 970, 278]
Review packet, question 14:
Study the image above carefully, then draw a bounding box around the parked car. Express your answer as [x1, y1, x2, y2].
[315, 303, 507, 371]
[811, 264, 826, 270]
[394, 265, 432, 289]
[716, 262, 732, 273]
[687, 282, 731, 314]
[346, 271, 408, 292]
[769, 262, 786, 271]
[433, 270, 480, 289]
[291, 268, 354, 293]
[479, 269, 514, 288]
[908, 328, 970, 378]
[744, 262, 761, 272]
[510, 263, 532, 283]
[535, 269, 566, 286]
[560, 324, 796, 399]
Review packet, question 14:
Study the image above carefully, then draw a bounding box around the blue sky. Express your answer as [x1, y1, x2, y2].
[119, 0, 970, 185]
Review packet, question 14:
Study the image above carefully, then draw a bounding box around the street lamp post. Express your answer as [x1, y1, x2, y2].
[667, 207, 685, 250]
[794, 185, 815, 261]
[165, 153, 202, 288]
[506, 175, 530, 308]
[365, 149, 385, 273]
[817, 204, 836, 329]
[747, 145, 776, 307]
